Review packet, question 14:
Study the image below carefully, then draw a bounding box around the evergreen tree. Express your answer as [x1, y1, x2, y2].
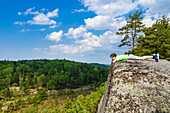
[129, 15, 170, 60]
[116, 11, 145, 50]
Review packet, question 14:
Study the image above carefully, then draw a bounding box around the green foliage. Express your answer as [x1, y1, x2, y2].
[37, 88, 48, 101]
[0, 88, 11, 98]
[0, 59, 109, 113]
[12, 83, 18, 87]
[116, 11, 145, 50]
[15, 98, 25, 109]
[25, 107, 38, 113]
[0, 99, 4, 107]
[127, 15, 170, 60]
[61, 82, 107, 113]
[0, 59, 109, 91]
[7, 102, 14, 111]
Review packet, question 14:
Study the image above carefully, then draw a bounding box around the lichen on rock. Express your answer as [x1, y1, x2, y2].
[97, 59, 170, 113]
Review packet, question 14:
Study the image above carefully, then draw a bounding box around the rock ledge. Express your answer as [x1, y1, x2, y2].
[97, 59, 170, 113]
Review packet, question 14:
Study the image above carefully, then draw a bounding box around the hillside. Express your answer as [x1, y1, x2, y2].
[0, 59, 109, 112]
[98, 59, 170, 113]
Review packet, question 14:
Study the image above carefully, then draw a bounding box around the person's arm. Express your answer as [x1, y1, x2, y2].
[112, 59, 116, 63]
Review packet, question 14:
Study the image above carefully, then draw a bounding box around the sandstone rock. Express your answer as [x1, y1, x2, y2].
[97, 59, 170, 113]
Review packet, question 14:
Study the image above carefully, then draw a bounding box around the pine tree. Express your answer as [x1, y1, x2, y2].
[116, 11, 145, 50]
[131, 15, 170, 60]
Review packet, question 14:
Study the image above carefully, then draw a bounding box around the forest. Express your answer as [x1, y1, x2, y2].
[0, 59, 109, 112]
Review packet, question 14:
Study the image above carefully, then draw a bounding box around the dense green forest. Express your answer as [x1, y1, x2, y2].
[0, 59, 109, 112]
[0, 59, 109, 91]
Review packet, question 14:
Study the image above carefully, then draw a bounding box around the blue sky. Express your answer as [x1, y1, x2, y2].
[0, 0, 170, 64]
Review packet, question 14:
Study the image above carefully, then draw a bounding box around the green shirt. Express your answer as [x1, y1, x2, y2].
[116, 55, 130, 62]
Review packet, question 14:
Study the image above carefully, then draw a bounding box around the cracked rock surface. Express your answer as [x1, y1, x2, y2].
[97, 59, 170, 113]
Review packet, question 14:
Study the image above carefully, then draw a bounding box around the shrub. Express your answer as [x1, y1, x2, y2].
[7, 102, 14, 111]
[12, 83, 18, 87]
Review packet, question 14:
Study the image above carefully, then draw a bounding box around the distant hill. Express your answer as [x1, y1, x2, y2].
[90, 63, 110, 67]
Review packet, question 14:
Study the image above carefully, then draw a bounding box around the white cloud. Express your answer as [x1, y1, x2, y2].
[38, 28, 46, 31]
[13, 21, 25, 25]
[27, 13, 57, 25]
[20, 29, 30, 32]
[81, 0, 170, 31]
[49, 23, 61, 29]
[72, 9, 88, 13]
[24, 7, 36, 15]
[47, 30, 121, 55]
[138, 0, 170, 27]
[82, 0, 138, 16]
[138, 0, 156, 7]
[47, 8, 59, 17]
[82, 0, 137, 31]
[76, 32, 102, 47]
[18, 12, 22, 15]
[138, 0, 170, 15]
[15, 8, 59, 26]
[49, 44, 93, 54]
[84, 15, 126, 31]
[45, 30, 63, 42]
[65, 26, 87, 39]
[84, 15, 111, 30]
[99, 31, 121, 50]
[18, 7, 39, 15]
[142, 17, 156, 27]
[41, 8, 46, 12]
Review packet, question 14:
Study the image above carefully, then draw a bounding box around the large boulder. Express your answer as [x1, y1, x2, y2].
[98, 59, 170, 113]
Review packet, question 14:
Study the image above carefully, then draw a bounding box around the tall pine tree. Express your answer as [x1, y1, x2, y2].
[116, 11, 145, 51]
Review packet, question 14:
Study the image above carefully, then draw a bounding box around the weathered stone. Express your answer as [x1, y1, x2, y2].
[97, 59, 170, 113]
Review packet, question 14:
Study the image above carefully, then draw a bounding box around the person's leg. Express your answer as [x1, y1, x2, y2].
[129, 54, 143, 60]
[129, 54, 153, 60]
[141, 56, 153, 60]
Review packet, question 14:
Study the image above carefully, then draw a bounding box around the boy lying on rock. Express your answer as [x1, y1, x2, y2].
[110, 53, 159, 63]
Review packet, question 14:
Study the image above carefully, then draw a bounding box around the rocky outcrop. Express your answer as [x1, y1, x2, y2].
[98, 59, 170, 113]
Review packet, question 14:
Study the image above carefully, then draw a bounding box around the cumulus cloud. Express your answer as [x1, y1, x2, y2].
[47, 8, 59, 17]
[45, 30, 63, 42]
[138, 0, 170, 15]
[75, 32, 102, 47]
[27, 13, 57, 25]
[84, 15, 126, 31]
[81, 0, 170, 31]
[49, 44, 93, 54]
[82, 0, 136, 31]
[84, 15, 111, 30]
[81, 0, 138, 16]
[15, 8, 59, 26]
[65, 26, 87, 39]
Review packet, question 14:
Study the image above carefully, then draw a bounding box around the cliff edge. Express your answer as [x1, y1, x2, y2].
[97, 59, 170, 113]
